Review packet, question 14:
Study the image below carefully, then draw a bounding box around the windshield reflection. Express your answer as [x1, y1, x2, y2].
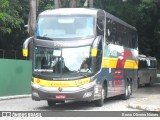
[34, 46, 92, 77]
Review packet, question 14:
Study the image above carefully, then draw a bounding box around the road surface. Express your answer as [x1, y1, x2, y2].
[0, 83, 160, 111]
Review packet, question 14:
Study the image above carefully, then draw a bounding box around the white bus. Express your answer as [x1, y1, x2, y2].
[138, 55, 157, 87]
[23, 8, 138, 107]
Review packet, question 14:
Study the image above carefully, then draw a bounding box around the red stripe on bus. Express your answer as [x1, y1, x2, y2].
[116, 50, 133, 68]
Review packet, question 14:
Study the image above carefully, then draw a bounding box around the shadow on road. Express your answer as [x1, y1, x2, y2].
[35, 96, 124, 111]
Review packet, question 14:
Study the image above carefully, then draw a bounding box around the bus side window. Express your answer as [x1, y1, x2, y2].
[96, 41, 103, 72]
[117, 23, 123, 45]
[97, 16, 105, 36]
[98, 20, 104, 31]
[106, 18, 112, 43]
[139, 60, 142, 69]
[112, 21, 117, 44]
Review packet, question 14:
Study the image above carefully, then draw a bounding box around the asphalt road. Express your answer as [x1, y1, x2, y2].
[0, 83, 160, 111]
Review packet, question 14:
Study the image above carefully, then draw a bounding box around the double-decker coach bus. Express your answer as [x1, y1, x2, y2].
[138, 55, 157, 87]
[23, 8, 138, 107]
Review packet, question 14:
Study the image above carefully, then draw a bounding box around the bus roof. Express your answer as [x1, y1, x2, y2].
[139, 54, 157, 61]
[40, 8, 98, 16]
[39, 8, 136, 31]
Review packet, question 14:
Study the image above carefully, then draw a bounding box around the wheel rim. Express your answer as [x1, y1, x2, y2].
[102, 87, 105, 100]
[128, 83, 131, 95]
[125, 84, 128, 96]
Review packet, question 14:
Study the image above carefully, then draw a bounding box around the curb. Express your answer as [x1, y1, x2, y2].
[128, 95, 160, 113]
[0, 94, 31, 101]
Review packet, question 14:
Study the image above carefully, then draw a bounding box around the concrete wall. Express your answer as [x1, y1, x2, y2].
[0, 59, 32, 97]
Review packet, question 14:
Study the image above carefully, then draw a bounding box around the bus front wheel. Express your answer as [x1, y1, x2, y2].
[95, 85, 105, 107]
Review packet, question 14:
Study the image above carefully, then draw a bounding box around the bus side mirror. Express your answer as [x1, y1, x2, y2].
[91, 48, 97, 57]
[91, 36, 102, 57]
[23, 48, 28, 57]
[22, 37, 33, 57]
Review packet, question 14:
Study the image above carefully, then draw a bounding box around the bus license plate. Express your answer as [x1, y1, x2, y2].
[55, 95, 66, 99]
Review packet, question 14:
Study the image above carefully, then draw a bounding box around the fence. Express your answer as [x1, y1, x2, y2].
[0, 49, 25, 60]
[0, 59, 32, 97]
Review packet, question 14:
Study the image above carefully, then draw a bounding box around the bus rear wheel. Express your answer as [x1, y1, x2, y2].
[145, 77, 153, 87]
[137, 78, 141, 88]
[47, 100, 56, 106]
[121, 81, 132, 100]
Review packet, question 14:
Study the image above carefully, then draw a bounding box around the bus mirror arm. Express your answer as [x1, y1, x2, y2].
[91, 36, 102, 57]
[22, 36, 34, 57]
[92, 36, 102, 48]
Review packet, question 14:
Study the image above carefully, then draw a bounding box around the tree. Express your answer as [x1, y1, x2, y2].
[29, 0, 37, 36]
[89, 0, 93, 7]
[93, 0, 160, 67]
[1, 0, 160, 65]
[0, 0, 23, 34]
[70, 0, 77, 7]
[0, 0, 28, 50]
[54, 0, 61, 8]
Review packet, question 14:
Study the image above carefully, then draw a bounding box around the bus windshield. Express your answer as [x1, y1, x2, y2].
[34, 46, 93, 78]
[36, 15, 94, 39]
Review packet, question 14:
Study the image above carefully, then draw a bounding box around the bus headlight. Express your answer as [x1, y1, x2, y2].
[31, 82, 41, 89]
[32, 91, 40, 98]
[94, 85, 101, 94]
[94, 87, 99, 94]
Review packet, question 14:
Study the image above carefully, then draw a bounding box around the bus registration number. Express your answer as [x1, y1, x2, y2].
[55, 95, 66, 99]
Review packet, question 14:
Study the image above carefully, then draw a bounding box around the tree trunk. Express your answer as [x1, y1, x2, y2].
[36, 0, 39, 11]
[70, 0, 77, 8]
[89, 0, 93, 8]
[29, 0, 37, 36]
[54, 0, 61, 8]
[84, 0, 88, 7]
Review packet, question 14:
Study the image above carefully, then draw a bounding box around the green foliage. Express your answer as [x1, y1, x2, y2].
[0, 0, 23, 34]
[0, 0, 160, 64]
[0, 0, 29, 50]
[39, 0, 54, 12]
[94, 0, 160, 61]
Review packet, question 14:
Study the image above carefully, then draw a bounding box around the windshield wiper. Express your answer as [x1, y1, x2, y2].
[36, 36, 53, 40]
[33, 71, 40, 78]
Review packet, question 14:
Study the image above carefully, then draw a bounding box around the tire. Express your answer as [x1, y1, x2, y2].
[121, 81, 132, 100]
[137, 78, 141, 88]
[47, 100, 56, 106]
[95, 85, 105, 107]
[145, 77, 153, 87]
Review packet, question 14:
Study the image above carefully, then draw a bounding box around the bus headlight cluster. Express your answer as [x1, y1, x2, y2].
[31, 82, 41, 89]
[94, 85, 101, 94]
[32, 91, 40, 98]
[94, 87, 99, 94]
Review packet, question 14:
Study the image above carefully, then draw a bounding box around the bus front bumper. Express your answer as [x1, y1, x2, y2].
[31, 81, 99, 102]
